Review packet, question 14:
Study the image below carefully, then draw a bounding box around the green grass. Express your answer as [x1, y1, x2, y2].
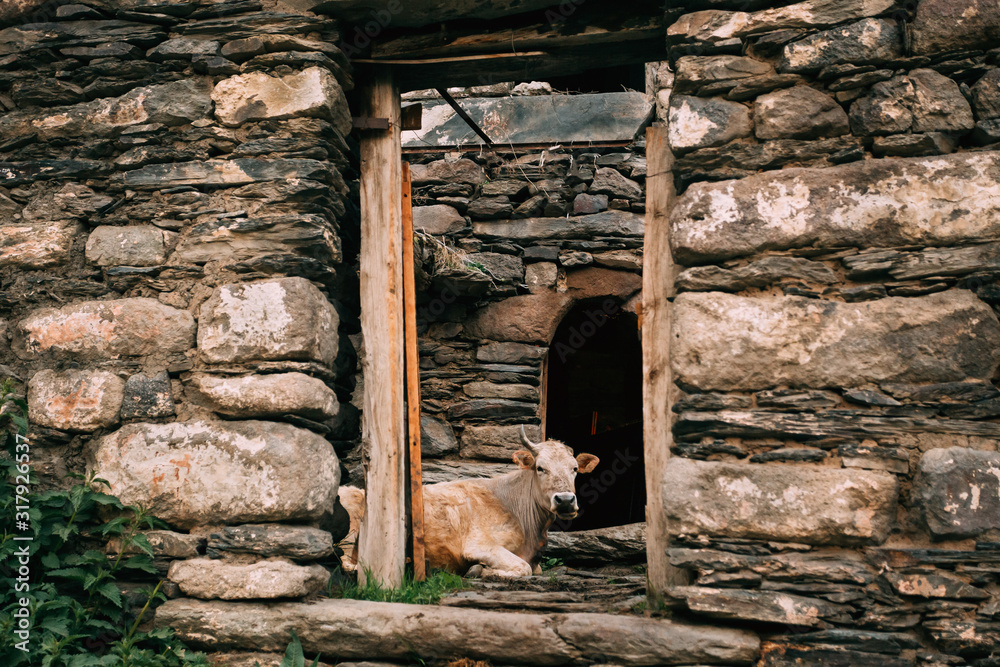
[330, 570, 466, 605]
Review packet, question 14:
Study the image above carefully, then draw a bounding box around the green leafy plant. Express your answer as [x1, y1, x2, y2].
[331, 569, 466, 605]
[274, 630, 319, 667]
[540, 557, 563, 571]
[0, 378, 208, 667]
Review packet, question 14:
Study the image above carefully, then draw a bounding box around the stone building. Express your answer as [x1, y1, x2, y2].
[1, 0, 999, 665]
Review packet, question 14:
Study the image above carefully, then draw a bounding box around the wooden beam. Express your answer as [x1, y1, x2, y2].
[357, 66, 407, 588]
[401, 162, 427, 582]
[372, 12, 663, 59]
[642, 126, 686, 601]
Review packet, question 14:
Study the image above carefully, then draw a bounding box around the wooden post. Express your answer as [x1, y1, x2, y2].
[401, 162, 426, 582]
[358, 67, 407, 588]
[642, 126, 686, 601]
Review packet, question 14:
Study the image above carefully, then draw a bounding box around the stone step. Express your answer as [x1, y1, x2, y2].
[155, 598, 760, 666]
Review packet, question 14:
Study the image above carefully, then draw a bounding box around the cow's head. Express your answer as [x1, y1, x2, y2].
[514, 426, 599, 520]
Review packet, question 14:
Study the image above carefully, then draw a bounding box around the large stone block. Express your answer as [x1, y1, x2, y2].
[911, 0, 1000, 55]
[0, 79, 212, 141]
[212, 67, 350, 135]
[972, 69, 1000, 121]
[87, 420, 340, 529]
[671, 151, 1000, 263]
[668, 95, 752, 153]
[914, 448, 1000, 539]
[780, 18, 902, 73]
[754, 86, 848, 140]
[672, 291, 1000, 391]
[667, 0, 896, 42]
[19, 298, 195, 360]
[85, 225, 168, 267]
[198, 278, 338, 365]
[849, 69, 974, 136]
[662, 458, 899, 545]
[28, 370, 124, 432]
[189, 372, 339, 421]
[465, 293, 573, 344]
[168, 558, 328, 600]
[0, 219, 79, 269]
[412, 204, 465, 235]
[410, 159, 485, 186]
[155, 598, 760, 665]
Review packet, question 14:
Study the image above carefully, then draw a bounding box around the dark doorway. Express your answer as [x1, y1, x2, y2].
[545, 300, 645, 532]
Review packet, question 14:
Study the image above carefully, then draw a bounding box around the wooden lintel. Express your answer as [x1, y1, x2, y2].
[353, 116, 391, 130]
[401, 103, 422, 131]
[371, 12, 663, 60]
[357, 67, 407, 589]
[642, 126, 687, 601]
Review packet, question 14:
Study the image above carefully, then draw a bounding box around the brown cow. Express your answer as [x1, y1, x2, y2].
[339, 427, 599, 577]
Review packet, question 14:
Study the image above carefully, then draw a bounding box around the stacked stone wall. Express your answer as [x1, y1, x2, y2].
[0, 0, 358, 634]
[660, 0, 1000, 663]
[374, 143, 648, 483]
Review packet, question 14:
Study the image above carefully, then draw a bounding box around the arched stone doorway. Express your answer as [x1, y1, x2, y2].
[545, 299, 645, 532]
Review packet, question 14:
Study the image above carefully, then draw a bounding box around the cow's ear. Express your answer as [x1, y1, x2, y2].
[576, 453, 600, 474]
[513, 450, 535, 469]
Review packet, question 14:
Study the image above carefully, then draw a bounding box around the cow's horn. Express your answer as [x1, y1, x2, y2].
[520, 425, 539, 453]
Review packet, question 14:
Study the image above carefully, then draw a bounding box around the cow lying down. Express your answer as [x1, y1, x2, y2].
[338, 427, 599, 577]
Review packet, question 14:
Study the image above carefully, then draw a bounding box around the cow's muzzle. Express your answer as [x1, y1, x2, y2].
[552, 492, 578, 519]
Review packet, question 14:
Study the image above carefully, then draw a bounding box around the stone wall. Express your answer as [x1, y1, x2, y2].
[0, 0, 356, 624]
[659, 0, 1000, 663]
[372, 140, 648, 482]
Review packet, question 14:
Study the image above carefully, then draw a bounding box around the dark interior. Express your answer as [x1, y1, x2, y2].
[545, 301, 645, 532]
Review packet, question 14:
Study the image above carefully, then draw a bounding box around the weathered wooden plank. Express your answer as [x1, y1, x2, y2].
[401, 162, 426, 582]
[372, 12, 663, 59]
[642, 126, 686, 599]
[357, 67, 407, 588]
[675, 410, 1000, 441]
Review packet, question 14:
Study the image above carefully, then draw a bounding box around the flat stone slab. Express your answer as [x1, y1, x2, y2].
[168, 558, 328, 600]
[670, 586, 849, 627]
[206, 524, 335, 561]
[671, 151, 1000, 263]
[914, 447, 1000, 539]
[672, 291, 1000, 391]
[18, 298, 195, 361]
[117, 159, 334, 190]
[189, 372, 339, 421]
[0, 79, 211, 141]
[661, 458, 899, 546]
[155, 598, 760, 665]
[473, 210, 643, 242]
[87, 420, 340, 529]
[403, 92, 652, 147]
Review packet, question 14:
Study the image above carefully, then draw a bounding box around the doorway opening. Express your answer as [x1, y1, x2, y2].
[545, 300, 645, 532]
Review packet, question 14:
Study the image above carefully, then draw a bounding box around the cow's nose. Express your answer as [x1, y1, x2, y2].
[554, 492, 577, 508]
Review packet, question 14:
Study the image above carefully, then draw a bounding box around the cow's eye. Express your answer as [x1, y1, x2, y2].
[573, 467, 578, 472]
[536, 466, 545, 473]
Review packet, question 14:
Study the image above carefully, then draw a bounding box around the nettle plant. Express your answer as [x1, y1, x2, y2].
[0, 378, 208, 667]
